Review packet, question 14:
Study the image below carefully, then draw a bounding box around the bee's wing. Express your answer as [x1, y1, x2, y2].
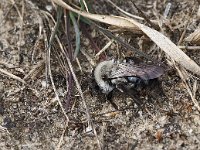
[109, 63, 164, 80]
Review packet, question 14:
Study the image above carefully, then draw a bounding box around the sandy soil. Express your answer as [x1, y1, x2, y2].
[0, 0, 200, 149]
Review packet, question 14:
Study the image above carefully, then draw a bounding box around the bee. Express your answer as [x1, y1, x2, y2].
[94, 58, 164, 106]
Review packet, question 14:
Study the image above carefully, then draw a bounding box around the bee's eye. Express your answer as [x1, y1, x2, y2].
[127, 76, 138, 83]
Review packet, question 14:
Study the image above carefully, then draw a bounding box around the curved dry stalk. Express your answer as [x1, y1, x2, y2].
[52, 0, 200, 76]
[178, 46, 200, 50]
[46, 42, 69, 122]
[17, 0, 25, 63]
[41, 10, 70, 122]
[107, 0, 145, 20]
[95, 39, 114, 59]
[55, 36, 102, 149]
[55, 122, 68, 150]
[174, 64, 200, 111]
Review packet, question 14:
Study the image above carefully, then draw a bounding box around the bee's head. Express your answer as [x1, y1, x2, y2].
[94, 60, 115, 94]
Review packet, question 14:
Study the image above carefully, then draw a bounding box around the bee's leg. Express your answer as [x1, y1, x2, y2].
[106, 91, 113, 100]
[146, 79, 166, 104]
[127, 92, 143, 107]
[106, 91, 119, 110]
[118, 85, 143, 107]
[89, 79, 100, 97]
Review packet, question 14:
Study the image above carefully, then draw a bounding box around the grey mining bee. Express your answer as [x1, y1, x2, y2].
[94, 58, 164, 106]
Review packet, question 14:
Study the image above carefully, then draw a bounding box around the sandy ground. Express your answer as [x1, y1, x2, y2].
[0, 0, 200, 149]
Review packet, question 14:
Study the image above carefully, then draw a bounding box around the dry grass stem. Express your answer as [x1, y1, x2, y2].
[56, 36, 102, 149]
[95, 39, 114, 59]
[52, 0, 200, 75]
[0, 68, 26, 84]
[185, 28, 200, 44]
[175, 65, 200, 111]
[23, 60, 45, 80]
